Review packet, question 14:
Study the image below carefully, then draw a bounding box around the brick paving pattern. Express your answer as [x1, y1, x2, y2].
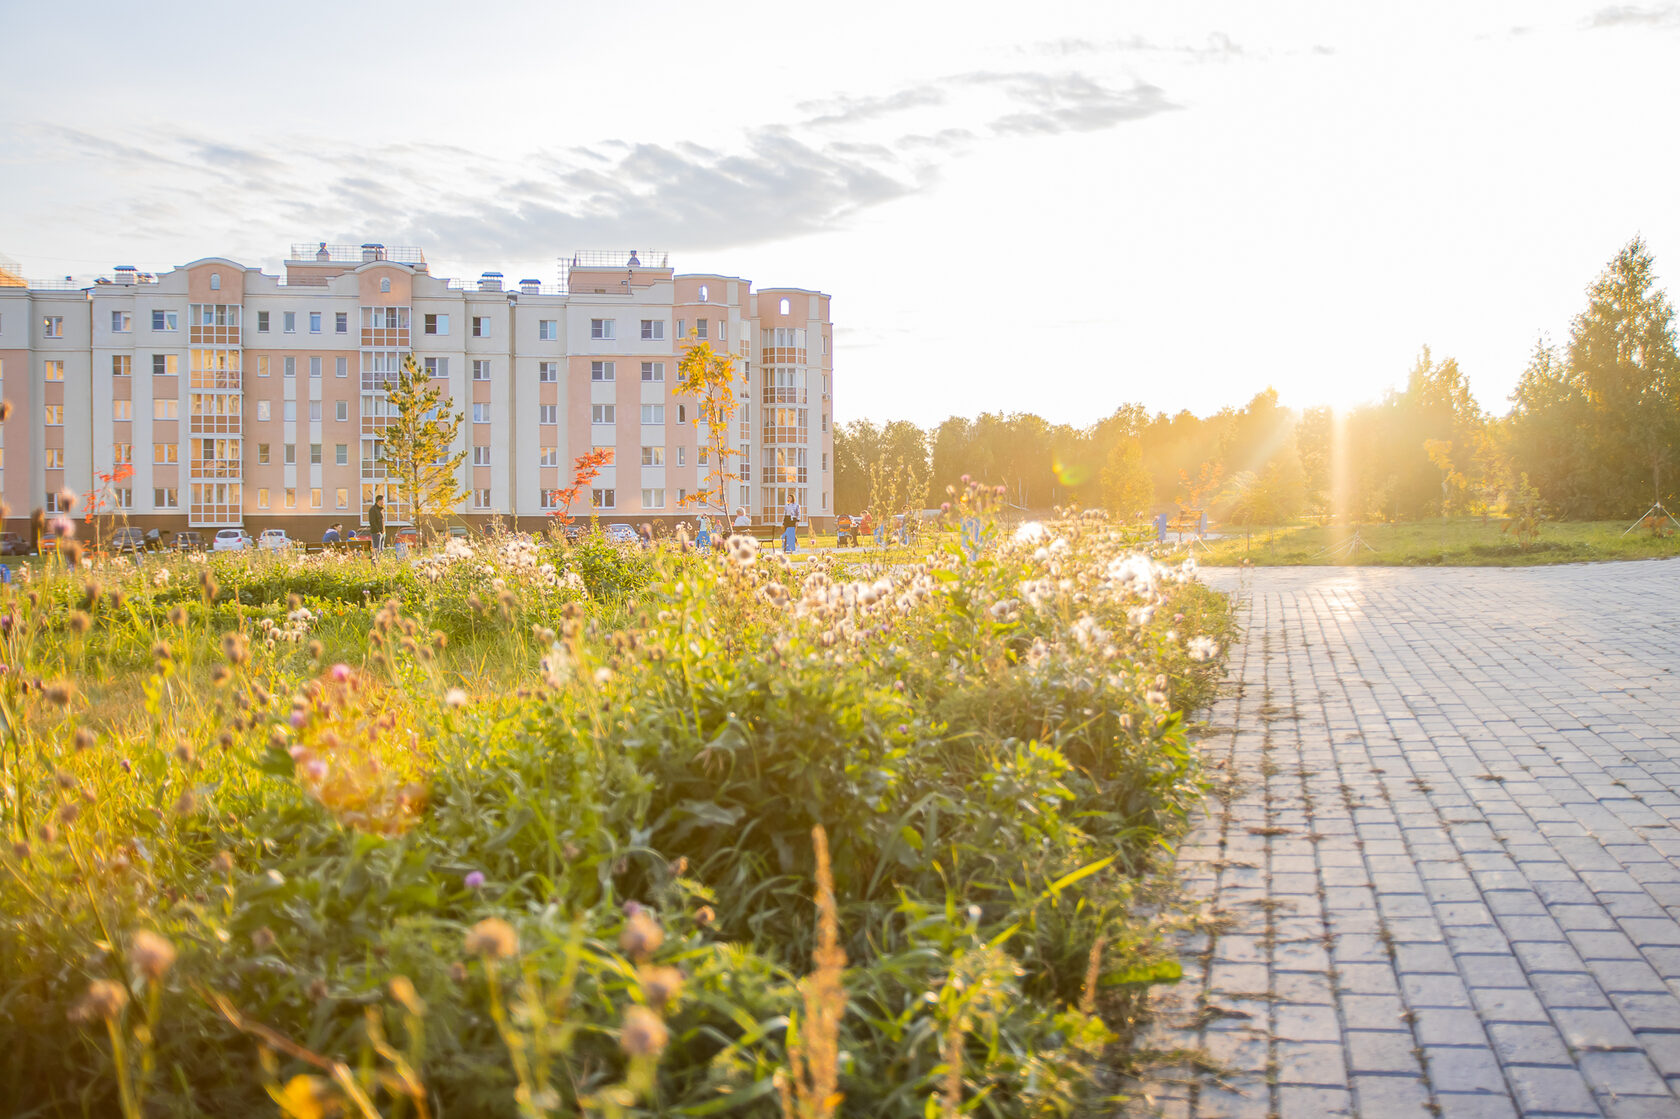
[1128, 560, 1680, 1118]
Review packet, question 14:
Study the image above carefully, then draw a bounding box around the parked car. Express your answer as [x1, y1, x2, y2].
[603, 523, 638, 544]
[173, 531, 204, 552]
[257, 528, 293, 552]
[0, 532, 27, 556]
[213, 528, 253, 552]
[834, 513, 859, 547]
[108, 527, 148, 553]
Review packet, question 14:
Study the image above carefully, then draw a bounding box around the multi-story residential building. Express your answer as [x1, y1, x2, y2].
[0, 244, 834, 538]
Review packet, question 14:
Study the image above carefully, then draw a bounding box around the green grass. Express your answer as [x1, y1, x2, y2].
[1190, 518, 1680, 566]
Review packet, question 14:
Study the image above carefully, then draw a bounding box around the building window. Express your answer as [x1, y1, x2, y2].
[45, 448, 66, 468]
[424, 356, 448, 378]
[541, 404, 559, 425]
[677, 446, 686, 466]
[209, 273, 221, 291]
[590, 318, 614, 340]
[284, 489, 296, 510]
[111, 354, 131, 377]
[336, 488, 349, 509]
[43, 317, 64, 339]
[152, 353, 178, 376]
[591, 360, 614, 381]
[257, 443, 270, 464]
[45, 360, 65, 382]
[111, 310, 132, 333]
[677, 318, 685, 337]
[592, 488, 615, 509]
[469, 403, 488, 423]
[152, 310, 179, 332]
[258, 488, 270, 509]
[256, 400, 271, 422]
[540, 489, 558, 510]
[538, 361, 557, 382]
[472, 360, 491, 381]
[114, 442, 134, 465]
[694, 318, 708, 340]
[257, 311, 270, 332]
[380, 277, 391, 293]
[310, 356, 322, 379]
[309, 400, 322, 422]
[719, 320, 727, 341]
[473, 488, 491, 509]
[779, 298, 790, 315]
[154, 398, 178, 420]
[641, 361, 664, 382]
[677, 404, 686, 423]
[310, 443, 322, 464]
[641, 404, 665, 424]
[309, 312, 322, 334]
[473, 446, 491, 466]
[334, 443, 347, 465]
[424, 314, 449, 336]
[641, 446, 664, 466]
[309, 488, 322, 509]
[284, 356, 296, 378]
[539, 447, 558, 467]
[336, 400, 348, 421]
[822, 453, 829, 472]
[589, 404, 612, 424]
[152, 442, 176, 463]
[539, 319, 558, 340]
[113, 399, 133, 421]
[640, 319, 665, 341]
[472, 316, 490, 338]
[336, 357, 348, 378]
[698, 284, 708, 302]
[332, 311, 347, 334]
[256, 356, 270, 377]
[284, 443, 296, 465]
[155, 488, 178, 509]
[283, 311, 296, 333]
[642, 488, 664, 509]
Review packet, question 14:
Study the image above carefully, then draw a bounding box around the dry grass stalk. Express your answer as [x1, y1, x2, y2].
[779, 825, 846, 1119]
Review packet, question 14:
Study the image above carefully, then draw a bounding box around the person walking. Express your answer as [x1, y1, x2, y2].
[367, 495, 385, 554]
[782, 495, 800, 554]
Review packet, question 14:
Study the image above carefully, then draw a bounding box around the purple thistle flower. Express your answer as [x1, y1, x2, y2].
[465, 871, 486, 889]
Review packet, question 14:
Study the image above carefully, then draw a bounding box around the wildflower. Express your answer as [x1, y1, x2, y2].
[389, 975, 426, 1017]
[619, 910, 664, 961]
[130, 930, 177, 981]
[252, 927, 276, 952]
[70, 979, 128, 1023]
[445, 687, 468, 708]
[464, 917, 519, 960]
[694, 905, 715, 927]
[639, 965, 685, 1009]
[620, 1005, 669, 1058]
[211, 850, 235, 875]
[168, 606, 188, 626]
[12, 840, 30, 860]
[464, 871, 486, 889]
[67, 611, 91, 634]
[221, 632, 249, 665]
[44, 680, 76, 707]
[1188, 636, 1220, 662]
[172, 790, 197, 816]
[57, 802, 80, 825]
[308, 978, 329, 1002]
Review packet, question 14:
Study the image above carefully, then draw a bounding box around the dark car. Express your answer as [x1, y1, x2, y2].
[108, 527, 148, 553]
[0, 532, 27, 556]
[173, 531, 204, 552]
[834, 513, 859, 547]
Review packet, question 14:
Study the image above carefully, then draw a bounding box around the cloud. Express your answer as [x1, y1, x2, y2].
[1589, 3, 1680, 25]
[6, 64, 1177, 265]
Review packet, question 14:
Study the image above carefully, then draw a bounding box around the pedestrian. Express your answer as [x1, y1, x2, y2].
[782, 495, 800, 554]
[733, 506, 751, 533]
[368, 495, 385, 554]
[322, 522, 341, 545]
[638, 523, 654, 550]
[696, 513, 712, 550]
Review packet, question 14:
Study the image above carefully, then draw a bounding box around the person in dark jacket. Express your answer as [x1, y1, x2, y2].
[368, 496, 385, 552]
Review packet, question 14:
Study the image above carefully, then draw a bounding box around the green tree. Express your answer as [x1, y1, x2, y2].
[673, 336, 738, 516]
[379, 354, 467, 531]
[1099, 437, 1154, 519]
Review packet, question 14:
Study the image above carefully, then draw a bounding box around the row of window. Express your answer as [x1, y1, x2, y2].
[36, 355, 770, 385]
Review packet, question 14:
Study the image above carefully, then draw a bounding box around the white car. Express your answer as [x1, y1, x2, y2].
[257, 529, 294, 552]
[212, 528, 253, 552]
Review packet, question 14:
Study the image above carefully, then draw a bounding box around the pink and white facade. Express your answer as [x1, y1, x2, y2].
[0, 245, 835, 537]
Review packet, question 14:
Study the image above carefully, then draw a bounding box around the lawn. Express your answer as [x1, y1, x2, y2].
[0, 507, 1230, 1118]
[1187, 517, 1680, 567]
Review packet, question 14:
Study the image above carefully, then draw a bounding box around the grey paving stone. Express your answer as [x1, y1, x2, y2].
[1505, 1063, 1604, 1115]
[1346, 1029, 1423, 1075]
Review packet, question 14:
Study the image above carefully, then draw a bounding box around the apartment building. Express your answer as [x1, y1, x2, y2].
[0, 244, 834, 538]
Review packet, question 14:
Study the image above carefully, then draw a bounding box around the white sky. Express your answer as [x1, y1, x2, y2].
[2, 0, 1677, 425]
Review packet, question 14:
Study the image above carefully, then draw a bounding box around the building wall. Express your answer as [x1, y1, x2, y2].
[0, 248, 835, 538]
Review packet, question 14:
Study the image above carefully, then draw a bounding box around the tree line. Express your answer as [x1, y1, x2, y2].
[835, 238, 1680, 524]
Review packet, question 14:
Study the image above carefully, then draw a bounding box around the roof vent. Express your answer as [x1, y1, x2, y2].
[519, 278, 541, 294]
[627, 250, 641, 267]
[316, 242, 331, 261]
[361, 242, 386, 262]
[479, 271, 504, 292]
[113, 265, 138, 285]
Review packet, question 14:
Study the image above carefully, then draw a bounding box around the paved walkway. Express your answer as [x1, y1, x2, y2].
[1130, 560, 1680, 1119]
